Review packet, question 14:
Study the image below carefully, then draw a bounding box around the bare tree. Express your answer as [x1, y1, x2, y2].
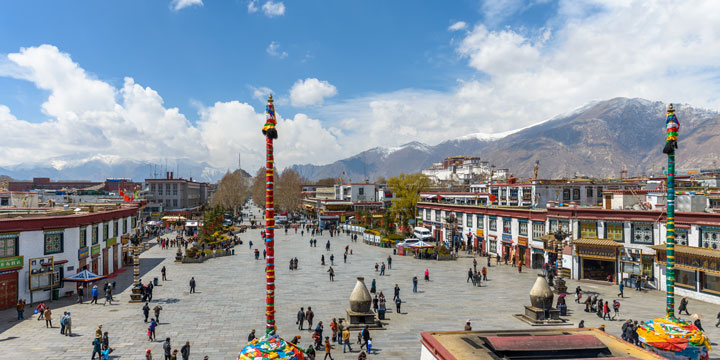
[251, 167, 267, 208]
[276, 168, 306, 213]
[210, 170, 250, 215]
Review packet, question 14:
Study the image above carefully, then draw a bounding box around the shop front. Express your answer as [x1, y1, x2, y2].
[619, 247, 655, 289]
[0, 255, 22, 309]
[518, 236, 530, 268]
[541, 234, 557, 265]
[574, 238, 621, 282]
[90, 244, 101, 275]
[476, 229, 485, 254]
[651, 244, 720, 301]
[501, 234, 512, 262]
[531, 248, 545, 269]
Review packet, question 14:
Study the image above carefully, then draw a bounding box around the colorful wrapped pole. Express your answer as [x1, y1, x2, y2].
[664, 104, 679, 317]
[264, 95, 277, 336]
[239, 95, 305, 360]
[637, 104, 710, 359]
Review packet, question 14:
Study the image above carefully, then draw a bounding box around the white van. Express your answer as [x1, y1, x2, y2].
[413, 227, 433, 241]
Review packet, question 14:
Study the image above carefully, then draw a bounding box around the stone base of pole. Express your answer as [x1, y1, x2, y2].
[129, 287, 143, 303]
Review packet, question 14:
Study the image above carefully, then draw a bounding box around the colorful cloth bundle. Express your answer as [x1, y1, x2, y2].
[637, 316, 710, 358]
[663, 104, 679, 154]
[238, 336, 305, 360]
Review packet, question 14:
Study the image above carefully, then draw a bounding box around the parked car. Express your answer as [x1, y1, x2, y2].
[397, 238, 421, 248]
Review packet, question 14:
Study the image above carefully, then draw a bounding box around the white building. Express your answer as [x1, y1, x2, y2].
[0, 203, 141, 308]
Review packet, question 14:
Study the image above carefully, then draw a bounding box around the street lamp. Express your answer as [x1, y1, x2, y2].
[128, 235, 142, 302]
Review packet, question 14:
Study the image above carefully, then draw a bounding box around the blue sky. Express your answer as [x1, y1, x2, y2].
[0, 0, 719, 173]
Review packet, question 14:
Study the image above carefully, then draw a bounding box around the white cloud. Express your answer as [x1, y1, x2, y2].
[247, 0, 259, 13]
[170, 0, 203, 11]
[251, 86, 274, 102]
[289, 78, 338, 107]
[266, 41, 288, 59]
[262, 0, 285, 17]
[4, 1, 720, 173]
[448, 21, 467, 31]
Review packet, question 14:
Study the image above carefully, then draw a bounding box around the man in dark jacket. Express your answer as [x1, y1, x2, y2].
[163, 338, 172, 360]
[306, 307, 314, 331]
[248, 329, 256, 342]
[189, 277, 196, 293]
[360, 325, 370, 350]
[181, 341, 190, 360]
[143, 303, 150, 323]
[297, 307, 306, 330]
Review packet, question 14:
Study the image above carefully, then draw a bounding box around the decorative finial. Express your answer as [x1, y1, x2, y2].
[262, 94, 278, 139]
[663, 103, 679, 154]
[268, 94, 274, 103]
[668, 103, 674, 113]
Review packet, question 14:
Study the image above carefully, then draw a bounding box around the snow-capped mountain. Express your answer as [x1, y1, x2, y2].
[291, 98, 720, 181]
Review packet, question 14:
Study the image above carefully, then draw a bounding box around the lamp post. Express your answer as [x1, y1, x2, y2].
[553, 229, 569, 294]
[129, 235, 142, 302]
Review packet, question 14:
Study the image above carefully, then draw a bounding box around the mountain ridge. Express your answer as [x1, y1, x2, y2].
[291, 98, 720, 181]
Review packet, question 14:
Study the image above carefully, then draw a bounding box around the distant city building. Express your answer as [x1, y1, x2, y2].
[144, 172, 208, 216]
[8, 177, 141, 194]
[422, 156, 507, 183]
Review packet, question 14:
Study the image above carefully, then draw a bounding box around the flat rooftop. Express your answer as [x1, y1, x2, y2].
[421, 328, 663, 360]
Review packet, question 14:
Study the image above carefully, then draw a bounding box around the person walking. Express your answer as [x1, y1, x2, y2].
[330, 318, 338, 343]
[473, 258, 477, 272]
[412, 276, 418, 293]
[612, 300, 620, 320]
[342, 327, 352, 353]
[360, 326, 370, 350]
[330, 254, 334, 265]
[77, 285, 84, 303]
[323, 337, 335, 360]
[248, 329, 256, 341]
[482, 266, 487, 281]
[306, 307, 314, 331]
[16, 299, 24, 321]
[104, 287, 113, 305]
[189, 277, 196, 293]
[44, 306, 52, 328]
[143, 302, 151, 322]
[380, 263, 385, 276]
[424, 268, 430, 281]
[321, 255, 325, 266]
[387, 256, 392, 270]
[60, 311, 67, 335]
[393, 284, 400, 301]
[603, 301, 611, 320]
[395, 296, 402, 314]
[163, 338, 172, 360]
[715, 311, 720, 327]
[181, 341, 191, 360]
[343, 252, 347, 263]
[467, 268, 473, 283]
[149, 318, 158, 341]
[618, 282, 624, 298]
[92, 337, 103, 360]
[161, 266, 167, 281]
[297, 307, 306, 330]
[327, 266, 335, 281]
[370, 279, 376, 294]
[154, 305, 163, 323]
[91, 285, 99, 304]
[678, 297, 690, 315]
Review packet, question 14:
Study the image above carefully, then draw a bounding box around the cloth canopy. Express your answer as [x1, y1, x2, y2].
[407, 240, 434, 249]
[62, 269, 107, 283]
[161, 216, 186, 221]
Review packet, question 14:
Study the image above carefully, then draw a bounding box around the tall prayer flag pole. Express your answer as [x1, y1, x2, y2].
[663, 103, 679, 317]
[238, 95, 304, 360]
[262, 95, 278, 335]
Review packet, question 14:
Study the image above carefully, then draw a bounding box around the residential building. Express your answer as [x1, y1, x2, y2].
[0, 203, 142, 309]
[422, 156, 507, 183]
[144, 172, 209, 216]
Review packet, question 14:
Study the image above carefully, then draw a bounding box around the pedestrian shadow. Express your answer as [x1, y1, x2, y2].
[155, 298, 181, 304]
[0, 336, 18, 342]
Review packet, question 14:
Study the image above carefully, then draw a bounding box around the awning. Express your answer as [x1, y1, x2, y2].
[649, 243, 720, 258]
[62, 269, 107, 283]
[407, 240, 435, 249]
[573, 238, 624, 247]
[650, 243, 720, 274]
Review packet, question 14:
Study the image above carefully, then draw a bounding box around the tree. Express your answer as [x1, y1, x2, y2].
[276, 168, 306, 213]
[210, 170, 249, 215]
[387, 173, 431, 234]
[251, 167, 268, 209]
[375, 176, 387, 184]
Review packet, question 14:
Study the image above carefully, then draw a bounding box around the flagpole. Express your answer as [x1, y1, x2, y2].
[262, 95, 278, 336]
[663, 103, 679, 317]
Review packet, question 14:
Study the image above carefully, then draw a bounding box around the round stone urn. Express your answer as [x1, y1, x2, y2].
[529, 274, 554, 309]
[349, 277, 372, 313]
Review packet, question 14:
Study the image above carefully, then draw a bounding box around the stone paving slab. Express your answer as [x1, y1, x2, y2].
[1, 209, 720, 359]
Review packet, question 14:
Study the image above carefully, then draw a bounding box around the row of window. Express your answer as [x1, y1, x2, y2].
[150, 183, 179, 195]
[677, 269, 720, 294]
[0, 217, 135, 258]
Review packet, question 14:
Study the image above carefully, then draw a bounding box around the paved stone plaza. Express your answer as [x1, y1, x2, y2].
[1, 216, 720, 359]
